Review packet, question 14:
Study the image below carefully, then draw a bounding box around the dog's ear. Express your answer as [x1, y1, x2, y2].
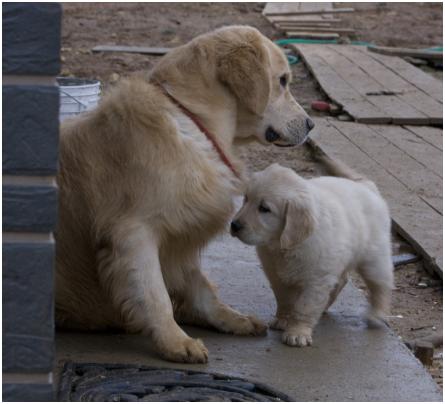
[217, 41, 270, 115]
[280, 200, 315, 250]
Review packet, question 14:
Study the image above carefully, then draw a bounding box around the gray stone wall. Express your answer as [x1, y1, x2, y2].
[3, 3, 61, 402]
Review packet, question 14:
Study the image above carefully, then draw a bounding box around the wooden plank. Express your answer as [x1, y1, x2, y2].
[272, 19, 341, 25]
[282, 27, 355, 33]
[294, 44, 442, 124]
[311, 45, 429, 124]
[331, 45, 442, 124]
[371, 125, 442, 178]
[292, 45, 391, 123]
[285, 32, 340, 40]
[92, 45, 170, 55]
[356, 47, 443, 104]
[268, 16, 341, 22]
[403, 125, 443, 151]
[368, 45, 443, 61]
[275, 22, 334, 28]
[263, 2, 333, 15]
[309, 118, 442, 277]
[333, 120, 442, 214]
[265, 8, 354, 16]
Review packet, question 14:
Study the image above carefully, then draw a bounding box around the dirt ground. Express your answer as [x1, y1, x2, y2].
[61, 2, 443, 388]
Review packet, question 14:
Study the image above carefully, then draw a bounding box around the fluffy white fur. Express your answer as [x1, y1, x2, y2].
[55, 26, 313, 363]
[231, 160, 394, 347]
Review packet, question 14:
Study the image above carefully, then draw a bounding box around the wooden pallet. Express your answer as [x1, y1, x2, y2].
[308, 118, 443, 277]
[293, 44, 443, 124]
[263, 2, 355, 38]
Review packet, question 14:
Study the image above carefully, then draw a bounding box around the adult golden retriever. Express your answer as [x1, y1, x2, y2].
[55, 26, 313, 363]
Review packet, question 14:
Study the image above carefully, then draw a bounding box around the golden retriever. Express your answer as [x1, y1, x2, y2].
[55, 26, 314, 363]
[230, 159, 394, 347]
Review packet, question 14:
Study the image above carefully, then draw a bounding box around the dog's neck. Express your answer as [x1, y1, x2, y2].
[155, 82, 242, 179]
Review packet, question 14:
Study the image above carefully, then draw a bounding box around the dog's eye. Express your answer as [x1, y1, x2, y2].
[258, 203, 271, 213]
[243, 195, 248, 204]
[279, 75, 287, 87]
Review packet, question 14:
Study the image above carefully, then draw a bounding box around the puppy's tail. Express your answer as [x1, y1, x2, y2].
[314, 152, 379, 194]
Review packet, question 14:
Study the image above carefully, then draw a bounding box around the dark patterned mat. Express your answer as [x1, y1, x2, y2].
[58, 362, 293, 401]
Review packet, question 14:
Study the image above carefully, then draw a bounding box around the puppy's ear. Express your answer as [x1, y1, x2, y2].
[217, 42, 270, 115]
[280, 200, 315, 250]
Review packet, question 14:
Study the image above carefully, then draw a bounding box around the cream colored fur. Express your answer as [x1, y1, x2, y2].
[55, 26, 312, 363]
[231, 161, 394, 347]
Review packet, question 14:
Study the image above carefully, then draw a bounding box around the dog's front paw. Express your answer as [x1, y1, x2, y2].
[270, 316, 289, 331]
[231, 314, 268, 336]
[157, 335, 209, 364]
[282, 325, 313, 347]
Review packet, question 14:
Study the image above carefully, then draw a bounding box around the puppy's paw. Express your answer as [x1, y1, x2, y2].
[231, 315, 268, 336]
[270, 316, 288, 331]
[366, 312, 389, 329]
[282, 326, 313, 347]
[159, 336, 209, 364]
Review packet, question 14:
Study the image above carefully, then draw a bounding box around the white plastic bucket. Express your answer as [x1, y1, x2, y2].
[57, 77, 101, 122]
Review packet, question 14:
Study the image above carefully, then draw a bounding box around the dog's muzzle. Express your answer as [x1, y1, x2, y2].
[265, 118, 315, 147]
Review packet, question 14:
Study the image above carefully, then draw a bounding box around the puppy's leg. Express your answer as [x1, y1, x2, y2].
[358, 256, 394, 328]
[177, 263, 267, 336]
[97, 222, 208, 363]
[269, 280, 298, 331]
[324, 273, 348, 312]
[282, 277, 337, 347]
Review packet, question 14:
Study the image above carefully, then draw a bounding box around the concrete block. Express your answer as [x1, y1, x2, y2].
[3, 383, 54, 402]
[3, 85, 59, 175]
[3, 3, 61, 75]
[3, 185, 58, 232]
[3, 242, 54, 372]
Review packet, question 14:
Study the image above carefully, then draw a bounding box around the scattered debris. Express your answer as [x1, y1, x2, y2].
[337, 113, 353, 121]
[392, 253, 420, 268]
[311, 100, 331, 112]
[405, 333, 442, 366]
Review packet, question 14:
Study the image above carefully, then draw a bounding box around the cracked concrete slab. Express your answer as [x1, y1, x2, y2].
[56, 233, 442, 401]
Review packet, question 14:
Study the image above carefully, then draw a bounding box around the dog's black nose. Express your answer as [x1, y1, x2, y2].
[265, 127, 280, 143]
[231, 220, 242, 233]
[306, 118, 315, 132]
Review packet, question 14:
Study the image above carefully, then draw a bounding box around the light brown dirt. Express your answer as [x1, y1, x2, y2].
[61, 2, 443, 387]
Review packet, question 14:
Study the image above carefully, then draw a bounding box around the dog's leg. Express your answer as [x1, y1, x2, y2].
[97, 222, 208, 363]
[282, 277, 337, 347]
[177, 263, 267, 336]
[358, 256, 394, 328]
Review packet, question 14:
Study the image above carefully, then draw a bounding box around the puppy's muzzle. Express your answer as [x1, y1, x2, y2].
[230, 220, 243, 235]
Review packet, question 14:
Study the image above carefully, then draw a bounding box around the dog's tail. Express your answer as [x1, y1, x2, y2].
[314, 152, 379, 194]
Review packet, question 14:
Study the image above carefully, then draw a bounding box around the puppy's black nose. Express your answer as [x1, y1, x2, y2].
[231, 220, 242, 233]
[306, 117, 315, 132]
[265, 126, 280, 143]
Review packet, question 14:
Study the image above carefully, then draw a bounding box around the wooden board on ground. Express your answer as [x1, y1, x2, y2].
[263, 2, 334, 16]
[92, 45, 171, 55]
[285, 32, 340, 40]
[368, 45, 443, 61]
[308, 118, 442, 277]
[263, 3, 356, 39]
[264, 7, 354, 16]
[283, 27, 355, 34]
[293, 44, 443, 124]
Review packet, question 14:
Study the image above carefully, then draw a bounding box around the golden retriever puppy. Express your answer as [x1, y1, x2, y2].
[55, 26, 314, 363]
[230, 160, 394, 347]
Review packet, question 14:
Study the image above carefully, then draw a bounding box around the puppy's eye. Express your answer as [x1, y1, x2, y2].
[243, 195, 248, 204]
[258, 203, 271, 213]
[279, 75, 287, 87]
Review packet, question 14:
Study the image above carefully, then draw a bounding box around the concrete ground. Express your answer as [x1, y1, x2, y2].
[56, 231, 442, 401]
